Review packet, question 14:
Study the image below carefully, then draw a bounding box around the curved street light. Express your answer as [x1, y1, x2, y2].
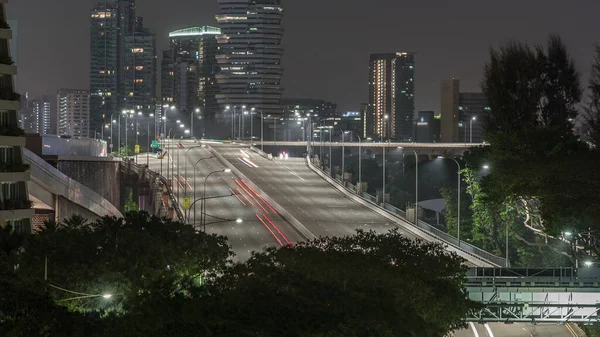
[202, 169, 232, 232]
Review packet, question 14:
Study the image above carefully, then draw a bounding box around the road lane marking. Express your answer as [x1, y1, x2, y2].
[484, 323, 495, 337]
[468, 322, 480, 337]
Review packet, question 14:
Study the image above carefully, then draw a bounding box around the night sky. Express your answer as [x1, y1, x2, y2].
[8, 0, 600, 113]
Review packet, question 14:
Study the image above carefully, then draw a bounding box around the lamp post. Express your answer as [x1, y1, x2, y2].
[191, 155, 215, 224]
[260, 110, 264, 151]
[251, 107, 255, 143]
[470, 116, 476, 143]
[398, 147, 419, 222]
[184, 145, 206, 195]
[345, 131, 362, 188]
[441, 157, 462, 247]
[109, 112, 118, 154]
[192, 108, 200, 140]
[202, 169, 232, 232]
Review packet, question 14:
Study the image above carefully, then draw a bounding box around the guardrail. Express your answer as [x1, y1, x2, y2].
[308, 157, 506, 267]
[24, 148, 122, 218]
[121, 158, 184, 223]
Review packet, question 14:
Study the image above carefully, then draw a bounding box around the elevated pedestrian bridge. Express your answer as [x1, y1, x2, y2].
[467, 268, 600, 323]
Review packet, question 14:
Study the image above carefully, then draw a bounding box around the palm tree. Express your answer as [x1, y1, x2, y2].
[0, 225, 24, 257]
[61, 214, 88, 229]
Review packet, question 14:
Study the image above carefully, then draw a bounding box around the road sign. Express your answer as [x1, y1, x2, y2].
[151, 140, 160, 149]
[135, 144, 140, 154]
[183, 197, 191, 210]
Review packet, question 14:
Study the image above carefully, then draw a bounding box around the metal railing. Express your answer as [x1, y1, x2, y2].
[309, 157, 506, 267]
[121, 158, 184, 223]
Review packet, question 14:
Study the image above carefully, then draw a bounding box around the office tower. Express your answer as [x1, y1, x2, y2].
[57, 89, 91, 138]
[281, 99, 337, 118]
[18, 92, 36, 133]
[29, 95, 55, 135]
[216, 0, 284, 116]
[0, 1, 33, 231]
[459, 93, 489, 143]
[367, 52, 416, 141]
[161, 26, 220, 131]
[440, 79, 460, 143]
[90, 2, 118, 135]
[415, 111, 441, 143]
[90, 0, 156, 138]
[122, 17, 156, 114]
[7, 20, 16, 89]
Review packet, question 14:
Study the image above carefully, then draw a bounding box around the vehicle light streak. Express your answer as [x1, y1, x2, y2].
[256, 214, 283, 246]
[263, 214, 292, 246]
[230, 188, 246, 206]
[240, 180, 277, 213]
[236, 187, 253, 205]
[235, 179, 267, 213]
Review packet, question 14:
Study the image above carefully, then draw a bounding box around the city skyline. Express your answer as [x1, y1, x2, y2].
[7, 0, 600, 115]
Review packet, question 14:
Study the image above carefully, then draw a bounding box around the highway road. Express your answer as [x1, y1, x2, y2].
[210, 144, 417, 240]
[453, 322, 581, 337]
[137, 145, 304, 261]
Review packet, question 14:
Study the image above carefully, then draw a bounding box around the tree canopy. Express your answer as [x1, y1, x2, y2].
[14, 212, 233, 312]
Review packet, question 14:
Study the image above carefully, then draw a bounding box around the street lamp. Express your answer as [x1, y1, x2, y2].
[400, 147, 418, 222]
[202, 169, 232, 232]
[189, 155, 215, 224]
[470, 116, 477, 143]
[439, 156, 462, 247]
[345, 131, 362, 189]
[584, 261, 594, 267]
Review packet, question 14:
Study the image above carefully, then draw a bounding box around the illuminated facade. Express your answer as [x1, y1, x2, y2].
[367, 52, 415, 141]
[122, 17, 156, 115]
[161, 26, 220, 129]
[57, 89, 90, 138]
[215, 0, 284, 116]
[89, 2, 118, 135]
[90, 0, 156, 136]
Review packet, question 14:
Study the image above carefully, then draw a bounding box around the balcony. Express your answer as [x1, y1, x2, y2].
[0, 208, 34, 221]
[0, 162, 30, 182]
[0, 199, 33, 211]
[0, 126, 25, 147]
[0, 56, 16, 75]
[0, 91, 20, 110]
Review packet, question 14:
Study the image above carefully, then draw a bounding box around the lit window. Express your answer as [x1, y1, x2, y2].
[132, 48, 144, 53]
[135, 79, 143, 83]
[136, 66, 144, 71]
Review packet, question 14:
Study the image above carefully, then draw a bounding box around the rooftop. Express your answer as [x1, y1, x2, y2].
[169, 26, 221, 38]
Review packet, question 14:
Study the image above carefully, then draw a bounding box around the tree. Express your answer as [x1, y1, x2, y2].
[586, 45, 600, 147]
[195, 230, 477, 337]
[14, 211, 233, 313]
[102, 230, 476, 337]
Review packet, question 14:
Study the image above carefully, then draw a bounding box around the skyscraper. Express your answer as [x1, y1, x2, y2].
[215, 0, 284, 116]
[89, 2, 118, 135]
[367, 52, 416, 141]
[29, 95, 55, 135]
[122, 17, 156, 114]
[161, 26, 220, 131]
[0, 1, 33, 231]
[459, 92, 489, 143]
[58, 89, 91, 138]
[89, 0, 156, 137]
[440, 79, 460, 143]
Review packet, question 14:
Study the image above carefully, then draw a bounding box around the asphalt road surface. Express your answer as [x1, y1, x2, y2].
[138, 145, 303, 261]
[210, 144, 417, 240]
[452, 322, 580, 337]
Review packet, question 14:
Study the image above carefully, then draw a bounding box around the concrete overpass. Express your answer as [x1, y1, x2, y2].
[24, 148, 122, 227]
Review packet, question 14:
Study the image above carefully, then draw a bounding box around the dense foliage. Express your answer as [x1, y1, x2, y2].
[1, 213, 476, 337]
[451, 35, 599, 266]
